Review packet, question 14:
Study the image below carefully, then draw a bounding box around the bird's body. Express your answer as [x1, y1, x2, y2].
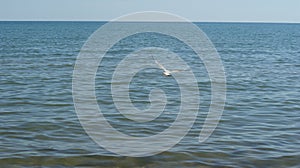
[163, 70, 171, 76]
[152, 56, 188, 76]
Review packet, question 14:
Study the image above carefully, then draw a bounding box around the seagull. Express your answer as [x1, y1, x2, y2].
[152, 56, 188, 76]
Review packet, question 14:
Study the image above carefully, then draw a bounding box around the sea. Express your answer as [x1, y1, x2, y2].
[0, 21, 300, 168]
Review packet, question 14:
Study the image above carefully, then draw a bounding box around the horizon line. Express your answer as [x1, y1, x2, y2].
[0, 20, 300, 24]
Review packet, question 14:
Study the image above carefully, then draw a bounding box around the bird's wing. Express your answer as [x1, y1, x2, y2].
[170, 69, 190, 73]
[152, 56, 168, 71]
[155, 60, 168, 71]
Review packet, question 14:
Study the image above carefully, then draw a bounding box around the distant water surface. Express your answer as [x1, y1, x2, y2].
[0, 21, 300, 168]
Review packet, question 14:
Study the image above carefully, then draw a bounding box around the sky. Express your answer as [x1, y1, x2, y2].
[0, 0, 300, 23]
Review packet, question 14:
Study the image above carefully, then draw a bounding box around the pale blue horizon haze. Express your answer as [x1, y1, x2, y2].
[0, 0, 300, 23]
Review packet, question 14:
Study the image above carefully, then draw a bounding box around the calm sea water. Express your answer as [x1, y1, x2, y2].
[1, 21, 300, 168]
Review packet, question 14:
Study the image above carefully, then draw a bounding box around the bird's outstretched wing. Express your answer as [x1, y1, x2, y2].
[152, 56, 168, 72]
[170, 69, 190, 73]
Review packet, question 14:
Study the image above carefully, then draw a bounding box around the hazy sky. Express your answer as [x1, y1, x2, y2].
[0, 0, 299, 22]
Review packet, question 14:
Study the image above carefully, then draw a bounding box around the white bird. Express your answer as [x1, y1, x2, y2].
[152, 56, 188, 76]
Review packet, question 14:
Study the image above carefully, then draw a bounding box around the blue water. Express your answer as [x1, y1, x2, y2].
[1, 21, 300, 167]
